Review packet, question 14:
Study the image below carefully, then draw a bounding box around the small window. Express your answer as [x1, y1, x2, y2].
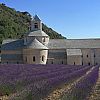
[81, 55, 83, 58]
[26, 38, 27, 42]
[96, 63, 98, 65]
[87, 55, 88, 58]
[42, 56, 45, 62]
[43, 37, 46, 42]
[33, 56, 35, 62]
[28, 26, 31, 30]
[82, 62, 83, 65]
[88, 62, 90, 65]
[34, 23, 38, 28]
[25, 57, 27, 62]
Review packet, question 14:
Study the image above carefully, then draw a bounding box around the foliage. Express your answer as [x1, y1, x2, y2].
[0, 3, 66, 44]
[42, 23, 66, 39]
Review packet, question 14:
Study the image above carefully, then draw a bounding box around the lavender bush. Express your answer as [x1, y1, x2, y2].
[61, 66, 99, 100]
[0, 64, 97, 100]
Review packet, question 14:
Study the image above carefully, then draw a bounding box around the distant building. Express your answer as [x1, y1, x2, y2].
[1, 15, 100, 65]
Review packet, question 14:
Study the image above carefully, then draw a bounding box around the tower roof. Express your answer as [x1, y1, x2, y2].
[27, 38, 48, 49]
[33, 15, 41, 21]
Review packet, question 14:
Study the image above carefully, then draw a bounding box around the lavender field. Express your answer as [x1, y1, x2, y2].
[0, 64, 99, 100]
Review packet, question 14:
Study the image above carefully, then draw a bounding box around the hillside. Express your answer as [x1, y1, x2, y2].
[0, 3, 66, 44]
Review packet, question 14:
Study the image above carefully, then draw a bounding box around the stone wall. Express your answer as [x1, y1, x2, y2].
[23, 49, 48, 64]
[94, 49, 100, 65]
[47, 49, 67, 64]
[2, 48, 100, 65]
[81, 49, 91, 65]
[67, 55, 82, 65]
[1, 50, 23, 64]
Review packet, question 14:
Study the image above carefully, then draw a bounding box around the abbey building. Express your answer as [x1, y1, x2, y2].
[1, 15, 100, 65]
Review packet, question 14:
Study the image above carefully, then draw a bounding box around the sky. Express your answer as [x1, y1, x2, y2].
[0, 0, 100, 39]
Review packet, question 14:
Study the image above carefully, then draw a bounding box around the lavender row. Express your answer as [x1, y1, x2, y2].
[61, 66, 99, 100]
[18, 65, 92, 87]
[0, 64, 92, 99]
[10, 65, 92, 99]
[0, 64, 86, 76]
[0, 64, 88, 85]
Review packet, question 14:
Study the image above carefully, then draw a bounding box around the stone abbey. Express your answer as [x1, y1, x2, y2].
[1, 15, 100, 65]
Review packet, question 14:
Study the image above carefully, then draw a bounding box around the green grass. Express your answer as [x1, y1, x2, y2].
[0, 84, 15, 95]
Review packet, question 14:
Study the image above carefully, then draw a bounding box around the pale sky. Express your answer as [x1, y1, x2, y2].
[0, 0, 100, 39]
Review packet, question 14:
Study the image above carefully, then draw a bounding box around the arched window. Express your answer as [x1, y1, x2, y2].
[26, 38, 27, 43]
[33, 56, 35, 62]
[81, 55, 83, 58]
[82, 62, 83, 65]
[87, 55, 88, 58]
[34, 23, 38, 28]
[42, 56, 45, 62]
[96, 63, 98, 65]
[74, 62, 75, 65]
[25, 57, 27, 62]
[43, 37, 46, 42]
[88, 62, 90, 65]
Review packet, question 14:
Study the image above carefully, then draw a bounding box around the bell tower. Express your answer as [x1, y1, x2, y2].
[31, 15, 42, 31]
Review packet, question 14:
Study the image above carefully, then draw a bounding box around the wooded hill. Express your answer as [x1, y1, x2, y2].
[0, 3, 66, 44]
